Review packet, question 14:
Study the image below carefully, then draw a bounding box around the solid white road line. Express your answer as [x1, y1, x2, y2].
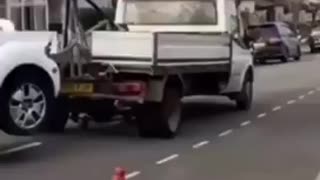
[192, 140, 209, 149]
[0, 142, 42, 155]
[314, 171, 320, 180]
[257, 113, 267, 119]
[299, 95, 305, 100]
[219, 129, 233, 137]
[272, 106, 282, 112]
[126, 171, 141, 179]
[308, 90, 315, 95]
[287, 100, 296, 105]
[156, 154, 179, 165]
[240, 121, 251, 127]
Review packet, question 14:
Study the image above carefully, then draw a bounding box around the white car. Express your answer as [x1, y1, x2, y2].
[0, 19, 60, 135]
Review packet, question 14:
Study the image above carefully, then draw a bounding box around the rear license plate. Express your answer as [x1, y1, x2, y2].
[62, 83, 94, 93]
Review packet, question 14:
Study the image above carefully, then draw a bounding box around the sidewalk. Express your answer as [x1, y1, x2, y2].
[0, 131, 42, 155]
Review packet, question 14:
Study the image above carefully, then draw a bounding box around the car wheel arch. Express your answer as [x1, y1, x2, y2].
[0, 64, 55, 96]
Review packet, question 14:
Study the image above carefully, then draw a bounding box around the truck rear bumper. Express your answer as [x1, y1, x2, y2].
[60, 79, 146, 103]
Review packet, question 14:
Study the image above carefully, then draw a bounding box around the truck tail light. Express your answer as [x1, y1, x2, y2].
[113, 82, 146, 96]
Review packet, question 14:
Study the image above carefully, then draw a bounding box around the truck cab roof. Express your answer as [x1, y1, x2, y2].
[114, 0, 237, 33]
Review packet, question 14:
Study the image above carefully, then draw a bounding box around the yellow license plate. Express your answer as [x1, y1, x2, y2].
[62, 83, 94, 93]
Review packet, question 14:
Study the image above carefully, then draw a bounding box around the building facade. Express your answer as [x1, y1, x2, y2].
[0, 0, 113, 30]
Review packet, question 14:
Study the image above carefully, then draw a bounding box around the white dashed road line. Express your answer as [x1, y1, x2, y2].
[287, 100, 296, 105]
[156, 154, 179, 165]
[192, 140, 210, 149]
[219, 129, 233, 137]
[257, 113, 267, 119]
[299, 95, 305, 100]
[0, 142, 42, 155]
[126, 171, 141, 179]
[308, 90, 315, 95]
[240, 121, 251, 127]
[272, 106, 282, 112]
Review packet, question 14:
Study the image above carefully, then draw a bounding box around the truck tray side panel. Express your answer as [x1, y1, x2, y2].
[91, 32, 231, 75]
[156, 33, 231, 65]
[92, 32, 153, 65]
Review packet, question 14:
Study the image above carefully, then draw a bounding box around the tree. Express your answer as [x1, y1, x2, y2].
[303, 1, 320, 27]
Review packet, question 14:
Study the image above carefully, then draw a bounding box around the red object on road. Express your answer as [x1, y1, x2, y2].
[112, 167, 126, 180]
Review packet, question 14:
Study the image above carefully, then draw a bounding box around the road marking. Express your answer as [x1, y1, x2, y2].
[299, 95, 305, 100]
[126, 171, 141, 179]
[0, 142, 42, 155]
[156, 154, 179, 165]
[257, 113, 267, 119]
[192, 140, 210, 149]
[240, 121, 251, 127]
[308, 90, 315, 95]
[314, 171, 320, 180]
[219, 129, 233, 137]
[287, 100, 296, 105]
[272, 106, 282, 112]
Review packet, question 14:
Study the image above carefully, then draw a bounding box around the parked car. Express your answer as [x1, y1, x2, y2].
[0, 19, 61, 135]
[248, 22, 301, 64]
[308, 26, 320, 53]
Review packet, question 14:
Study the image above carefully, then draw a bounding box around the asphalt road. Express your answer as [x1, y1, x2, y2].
[1, 52, 320, 180]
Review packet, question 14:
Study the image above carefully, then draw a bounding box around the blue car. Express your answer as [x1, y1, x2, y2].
[248, 22, 301, 64]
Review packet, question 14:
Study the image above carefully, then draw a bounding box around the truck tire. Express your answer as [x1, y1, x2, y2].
[46, 96, 69, 133]
[0, 73, 54, 135]
[235, 74, 253, 111]
[137, 86, 182, 139]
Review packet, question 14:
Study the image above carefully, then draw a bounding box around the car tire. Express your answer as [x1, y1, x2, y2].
[0, 72, 54, 135]
[253, 58, 260, 64]
[46, 96, 70, 133]
[281, 55, 289, 63]
[294, 46, 301, 61]
[260, 59, 267, 64]
[136, 86, 182, 139]
[235, 74, 253, 111]
[281, 47, 290, 63]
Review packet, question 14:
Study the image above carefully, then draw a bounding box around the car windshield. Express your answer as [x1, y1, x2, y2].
[248, 25, 279, 41]
[124, 0, 218, 25]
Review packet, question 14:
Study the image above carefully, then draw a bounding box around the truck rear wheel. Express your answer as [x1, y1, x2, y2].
[137, 86, 182, 139]
[235, 74, 253, 111]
